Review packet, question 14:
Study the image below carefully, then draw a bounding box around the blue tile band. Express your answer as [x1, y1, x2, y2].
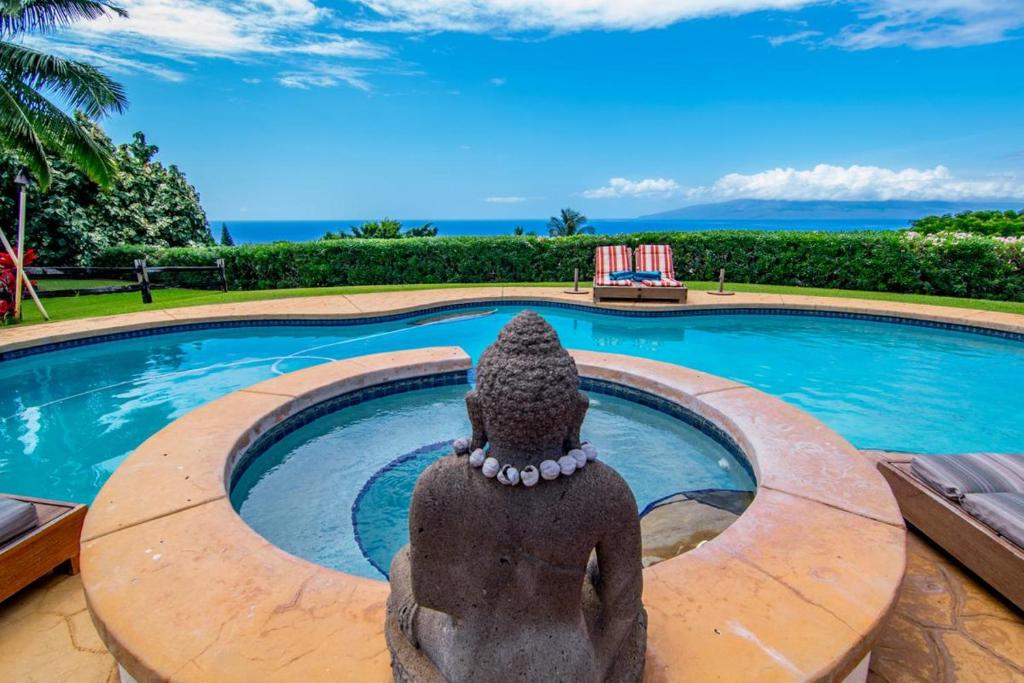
[3, 299, 1022, 363]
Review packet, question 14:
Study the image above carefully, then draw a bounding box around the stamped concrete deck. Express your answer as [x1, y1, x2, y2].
[2, 287, 1023, 681]
[1, 528, 1018, 682]
[2, 286, 1023, 356]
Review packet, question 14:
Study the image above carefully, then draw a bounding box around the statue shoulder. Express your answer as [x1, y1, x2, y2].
[411, 455, 467, 497]
[584, 462, 640, 518]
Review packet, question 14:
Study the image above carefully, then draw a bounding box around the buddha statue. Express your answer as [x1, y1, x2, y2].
[386, 310, 647, 682]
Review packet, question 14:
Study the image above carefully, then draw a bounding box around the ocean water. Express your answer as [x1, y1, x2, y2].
[2, 304, 1022, 505]
[213, 218, 909, 244]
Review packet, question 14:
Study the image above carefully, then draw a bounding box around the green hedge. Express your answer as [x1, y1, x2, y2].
[94, 231, 1024, 302]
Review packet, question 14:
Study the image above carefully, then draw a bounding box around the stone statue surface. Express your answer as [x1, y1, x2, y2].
[386, 310, 647, 682]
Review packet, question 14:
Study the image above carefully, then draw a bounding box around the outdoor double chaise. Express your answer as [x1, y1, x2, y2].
[592, 245, 688, 304]
[877, 453, 1024, 610]
[0, 494, 87, 603]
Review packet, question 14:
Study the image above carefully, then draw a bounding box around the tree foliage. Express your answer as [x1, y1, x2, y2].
[0, 117, 212, 264]
[548, 208, 593, 236]
[323, 218, 438, 239]
[0, 0, 128, 189]
[220, 222, 235, 246]
[911, 210, 1024, 237]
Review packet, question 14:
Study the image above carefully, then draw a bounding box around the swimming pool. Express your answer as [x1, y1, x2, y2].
[2, 303, 1022, 503]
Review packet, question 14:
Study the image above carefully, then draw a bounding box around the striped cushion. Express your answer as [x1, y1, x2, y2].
[594, 246, 632, 278]
[912, 453, 1024, 501]
[961, 493, 1024, 549]
[595, 275, 637, 287]
[0, 496, 38, 545]
[640, 277, 683, 288]
[635, 245, 676, 280]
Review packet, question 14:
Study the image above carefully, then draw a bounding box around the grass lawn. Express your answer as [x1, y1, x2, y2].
[33, 278, 131, 291]
[10, 281, 1024, 327]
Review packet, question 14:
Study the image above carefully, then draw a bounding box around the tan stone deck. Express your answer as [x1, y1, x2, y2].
[1, 528, 1019, 682]
[3, 286, 1023, 355]
[2, 287, 1023, 680]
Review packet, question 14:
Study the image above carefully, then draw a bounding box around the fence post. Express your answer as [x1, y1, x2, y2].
[216, 258, 227, 292]
[134, 259, 153, 304]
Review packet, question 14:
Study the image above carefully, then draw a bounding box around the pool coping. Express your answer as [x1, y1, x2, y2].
[2, 286, 1023, 361]
[80, 347, 907, 682]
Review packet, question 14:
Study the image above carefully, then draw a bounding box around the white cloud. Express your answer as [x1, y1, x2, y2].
[350, 0, 1024, 50]
[583, 177, 683, 199]
[696, 164, 1024, 200]
[39, 0, 391, 88]
[834, 1, 1024, 50]
[583, 165, 1024, 202]
[484, 196, 527, 203]
[242, 77, 262, 84]
[765, 30, 822, 46]
[20, 38, 187, 81]
[277, 66, 372, 91]
[350, 0, 815, 33]
[489, 77, 507, 86]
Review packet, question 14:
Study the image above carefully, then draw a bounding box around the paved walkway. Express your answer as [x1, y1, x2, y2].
[1, 288, 1022, 680]
[1, 529, 1019, 682]
[868, 532, 1023, 682]
[3, 287, 1023, 355]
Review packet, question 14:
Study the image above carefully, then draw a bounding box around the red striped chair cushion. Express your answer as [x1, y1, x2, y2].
[594, 246, 633, 278]
[640, 277, 683, 287]
[635, 244, 676, 279]
[595, 275, 636, 287]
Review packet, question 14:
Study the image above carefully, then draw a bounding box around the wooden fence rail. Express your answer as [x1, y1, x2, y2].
[26, 259, 227, 304]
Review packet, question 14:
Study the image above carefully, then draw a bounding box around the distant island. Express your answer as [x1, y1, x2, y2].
[641, 199, 1022, 221]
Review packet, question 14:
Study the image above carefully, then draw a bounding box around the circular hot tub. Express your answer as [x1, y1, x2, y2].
[81, 347, 905, 683]
[229, 370, 755, 580]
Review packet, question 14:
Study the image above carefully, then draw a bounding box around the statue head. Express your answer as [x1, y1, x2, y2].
[472, 310, 585, 456]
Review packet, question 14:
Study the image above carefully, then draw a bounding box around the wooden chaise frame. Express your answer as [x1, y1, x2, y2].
[0, 495, 87, 603]
[593, 285, 688, 304]
[876, 457, 1024, 611]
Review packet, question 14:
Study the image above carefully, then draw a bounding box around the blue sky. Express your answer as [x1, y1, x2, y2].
[33, 0, 1024, 219]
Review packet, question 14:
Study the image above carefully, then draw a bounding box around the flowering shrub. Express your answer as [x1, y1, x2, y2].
[911, 210, 1024, 237]
[0, 248, 37, 321]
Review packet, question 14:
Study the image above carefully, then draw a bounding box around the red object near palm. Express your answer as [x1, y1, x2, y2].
[0, 248, 37, 320]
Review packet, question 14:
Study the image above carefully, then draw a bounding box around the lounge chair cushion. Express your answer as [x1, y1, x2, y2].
[595, 275, 638, 287]
[635, 245, 678, 280]
[640, 277, 683, 288]
[961, 493, 1024, 549]
[911, 453, 1024, 501]
[0, 496, 39, 545]
[594, 245, 632, 280]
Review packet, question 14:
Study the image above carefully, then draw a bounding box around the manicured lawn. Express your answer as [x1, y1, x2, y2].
[686, 282, 1024, 314]
[10, 281, 1024, 327]
[34, 278, 130, 291]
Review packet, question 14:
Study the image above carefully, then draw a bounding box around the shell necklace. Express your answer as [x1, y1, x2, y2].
[452, 438, 598, 488]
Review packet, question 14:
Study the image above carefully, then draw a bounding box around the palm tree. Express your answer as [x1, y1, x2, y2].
[548, 208, 594, 236]
[0, 1, 128, 190]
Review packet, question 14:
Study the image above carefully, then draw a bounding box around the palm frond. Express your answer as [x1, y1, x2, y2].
[0, 79, 50, 186]
[0, 41, 126, 117]
[5, 75, 116, 186]
[0, 0, 125, 36]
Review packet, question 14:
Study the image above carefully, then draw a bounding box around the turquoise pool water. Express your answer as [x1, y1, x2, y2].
[230, 384, 753, 580]
[1, 304, 1022, 503]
